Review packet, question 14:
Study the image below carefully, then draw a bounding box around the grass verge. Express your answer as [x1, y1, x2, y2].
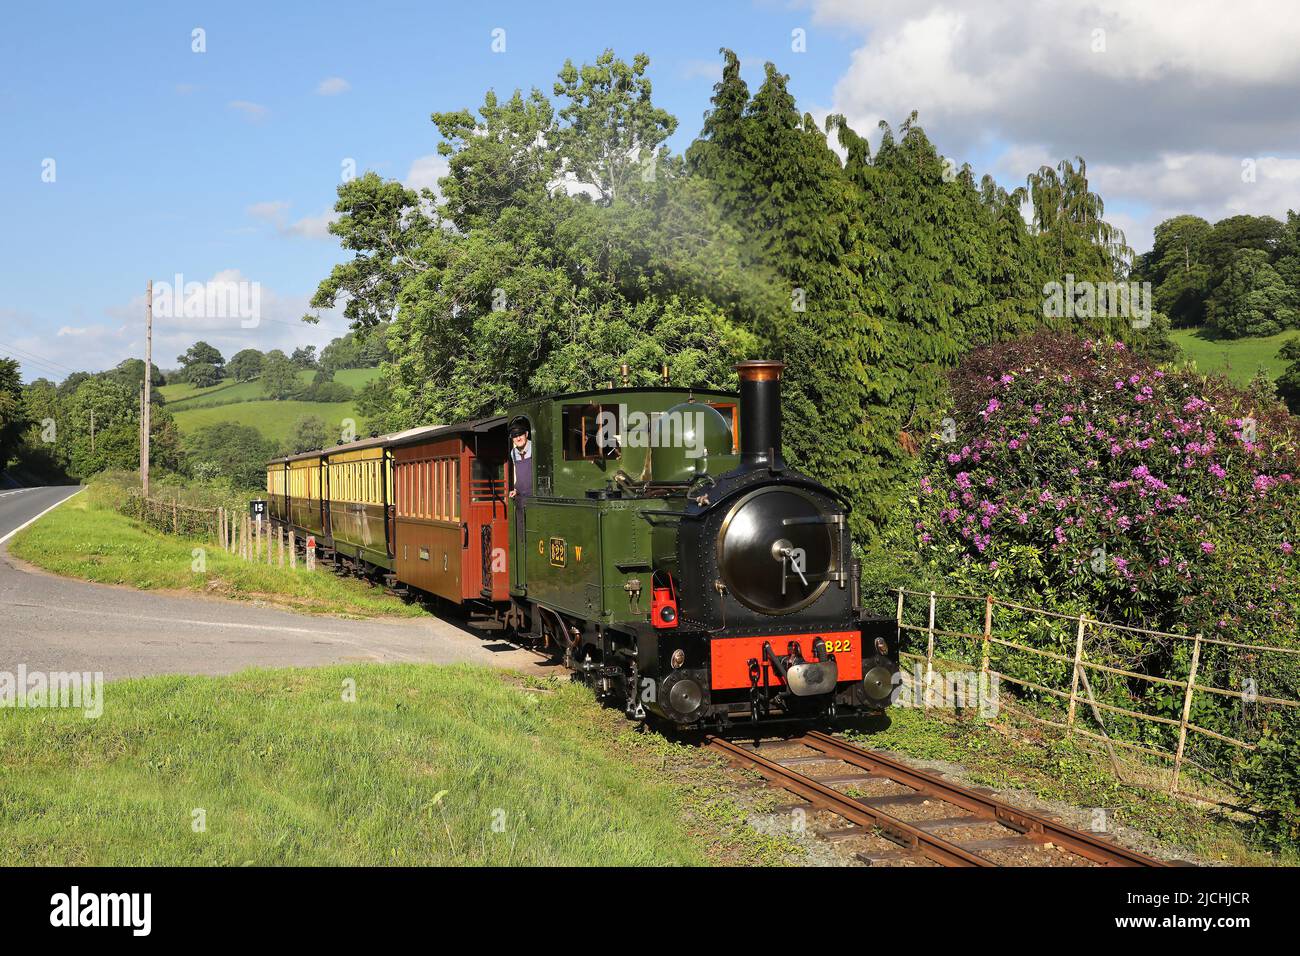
[6, 490, 422, 619]
[1171, 327, 1296, 385]
[0, 664, 788, 866]
[844, 705, 1296, 866]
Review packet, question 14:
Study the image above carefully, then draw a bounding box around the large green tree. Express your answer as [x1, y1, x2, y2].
[1208, 248, 1299, 337]
[261, 350, 299, 401]
[0, 358, 26, 469]
[227, 348, 265, 382]
[176, 341, 225, 381]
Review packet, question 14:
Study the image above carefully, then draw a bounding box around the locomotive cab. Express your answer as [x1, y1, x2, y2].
[499, 361, 898, 729]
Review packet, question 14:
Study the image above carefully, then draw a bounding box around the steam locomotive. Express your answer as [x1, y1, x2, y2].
[265, 361, 899, 728]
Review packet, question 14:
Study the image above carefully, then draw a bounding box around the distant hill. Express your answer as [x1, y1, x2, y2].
[160, 367, 380, 446]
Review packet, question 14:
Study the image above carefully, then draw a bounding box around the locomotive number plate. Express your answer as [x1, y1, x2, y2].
[549, 536, 567, 567]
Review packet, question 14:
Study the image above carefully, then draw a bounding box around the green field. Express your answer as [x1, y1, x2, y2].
[1171, 327, 1297, 385]
[160, 368, 379, 407]
[171, 399, 360, 446]
[0, 663, 781, 865]
[8, 488, 421, 618]
[158, 368, 381, 447]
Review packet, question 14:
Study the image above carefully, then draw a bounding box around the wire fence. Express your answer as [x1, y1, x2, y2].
[894, 588, 1300, 802]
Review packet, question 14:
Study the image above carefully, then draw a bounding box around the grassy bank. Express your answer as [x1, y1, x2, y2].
[1171, 327, 1295, 385]
[6, 489, 422, 619]
[846, 705, 1294, 865]
[170, 399, 359, 446]
[0, 664, 786, 865]
[160, 367, 379, 407]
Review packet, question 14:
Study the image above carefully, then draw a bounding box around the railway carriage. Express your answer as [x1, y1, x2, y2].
[285, 450, 329, 545]
[266, 360, 899, 730]
[389, 417, 511, 603]
[324, 436, 395, 572]
[266, 456, 288, 525]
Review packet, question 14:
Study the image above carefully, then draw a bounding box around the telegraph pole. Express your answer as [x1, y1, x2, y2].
[141, 279, 152, 496]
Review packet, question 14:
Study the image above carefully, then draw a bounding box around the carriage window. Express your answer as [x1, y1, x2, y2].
[471, 459, 506, 502]
[563, 403, 621, 461]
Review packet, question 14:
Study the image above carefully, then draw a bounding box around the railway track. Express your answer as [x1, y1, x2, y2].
[706, 731, 1168, 867]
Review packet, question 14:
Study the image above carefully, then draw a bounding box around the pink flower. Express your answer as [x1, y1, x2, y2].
[1200, 541, 1215, 554]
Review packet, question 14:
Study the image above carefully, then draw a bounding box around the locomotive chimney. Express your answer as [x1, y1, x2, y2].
[735, 360, 785, 468]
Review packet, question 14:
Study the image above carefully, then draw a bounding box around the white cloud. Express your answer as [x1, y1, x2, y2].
[247, 200, 290, 222]
[403, 154, 449, 193]
[246, 200, 337, 240]
[228, 100, 269, 123]
[813, 0, 1300, 251]
[316, 76, 351, 96]
[283, 210, 337, 239]
[1, 273, 350, 383]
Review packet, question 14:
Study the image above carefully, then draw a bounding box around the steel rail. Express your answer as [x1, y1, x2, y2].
[801, 731, 1166, 867]
[705, 735, 993, 867]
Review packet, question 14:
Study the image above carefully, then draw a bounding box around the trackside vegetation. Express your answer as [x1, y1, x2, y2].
[6, 480, 423, 619]
[0, 664, 789, 865]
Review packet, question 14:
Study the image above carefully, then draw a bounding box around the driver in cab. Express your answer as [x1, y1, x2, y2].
[509, 421, 533, 502]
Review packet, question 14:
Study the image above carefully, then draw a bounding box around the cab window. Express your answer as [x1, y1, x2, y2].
[563, 403, 620, 461]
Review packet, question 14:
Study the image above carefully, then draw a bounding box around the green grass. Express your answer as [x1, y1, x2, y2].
[0, 664, 781, 865]
[160, 378, 268, 406]
[171, 400, 359, 446]
[160, 368, 380, 445]
[1171, 327, 1297, 385]
[330, 368, 381, 390]
[845, 705, 1295, 865]
[161, 368, 379, 407]
[7, 490, 422, 619]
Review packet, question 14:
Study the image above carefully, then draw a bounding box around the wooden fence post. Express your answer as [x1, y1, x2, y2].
[218, 508, 224, 549]
[1067, 614, 1087, 733]
[172, 499, 178, 534]
[265, 523, 272, 565]
[256, 519, 262, 562]
[895, 588, 904, 651]
[289, 530, 297, 570]
[278, 527, 285, 568]
[925, 590, 936, 709]
[981, 595, 993, 677]
[1170, 633, 1203, 795]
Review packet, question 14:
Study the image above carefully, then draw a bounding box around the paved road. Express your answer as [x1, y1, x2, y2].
[0, 486, 552, 681]
[0, 484, 85, 545]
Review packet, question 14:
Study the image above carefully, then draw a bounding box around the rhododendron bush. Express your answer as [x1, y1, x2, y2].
[906, 333, 1300, 844]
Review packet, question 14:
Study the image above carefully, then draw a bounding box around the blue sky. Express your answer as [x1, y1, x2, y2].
[0, 1, 862, 381]
[4, 1, 1297, 382]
